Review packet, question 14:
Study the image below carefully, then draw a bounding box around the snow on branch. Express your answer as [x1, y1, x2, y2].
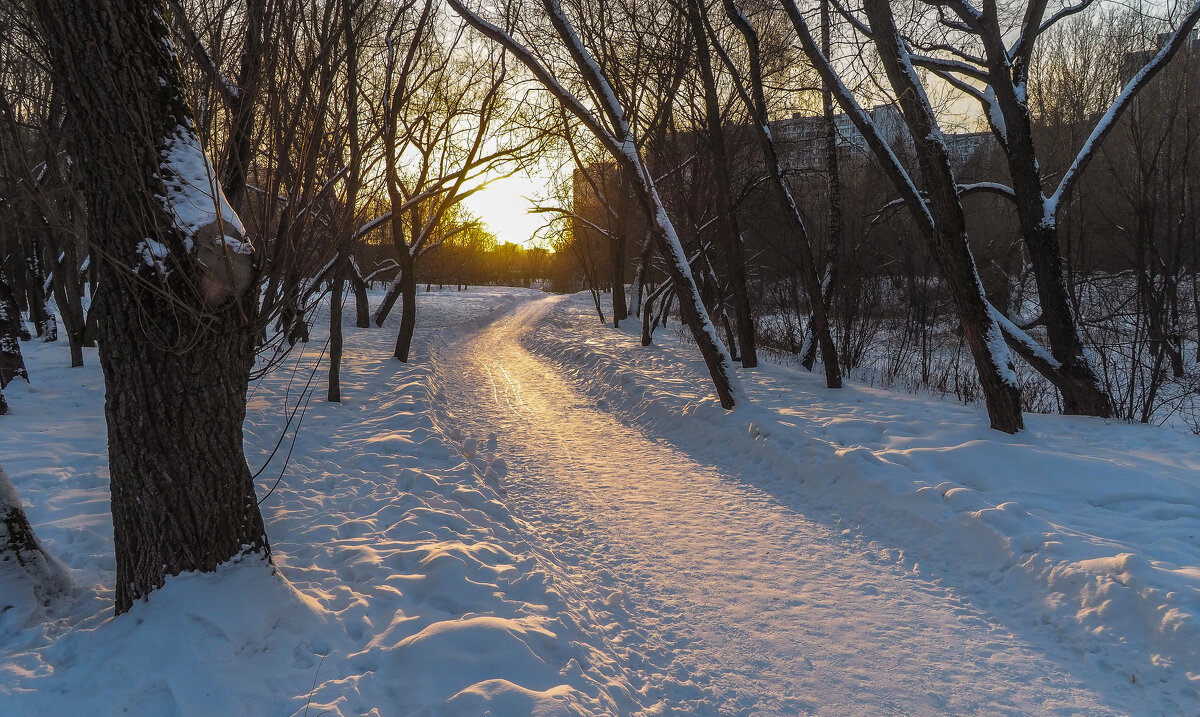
[165, 0, 240, 105]
[1048, 1, 1200, 223]
[957, 182, 1016, 201]
[445, 0, 619, 156]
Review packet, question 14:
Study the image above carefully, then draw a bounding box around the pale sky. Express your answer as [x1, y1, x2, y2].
[462, 164, 561, 248]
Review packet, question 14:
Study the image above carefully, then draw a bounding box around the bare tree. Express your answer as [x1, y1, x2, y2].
[686, 0, 758, 368]
[450, 0, 741, 408]
[708, 0, 843, 387]
[368, 1, 540, 361]
[881, 0, 1200, 416]
[33, 0, 270, 614]
[777, 0, 1024, 431]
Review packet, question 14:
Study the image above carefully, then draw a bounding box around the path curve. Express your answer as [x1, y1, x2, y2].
[430, 296, 1116, 716]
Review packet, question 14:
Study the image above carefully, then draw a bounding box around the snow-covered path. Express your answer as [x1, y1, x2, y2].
[430, 296, 1120, 715]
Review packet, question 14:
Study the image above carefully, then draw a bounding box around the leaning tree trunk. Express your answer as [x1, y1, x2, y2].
[1, 464, 71, 606]
[34, 0, 270, 615]
[986, 88, 1113, 416]
[689, 0, 756, 368]
[862, 0, 1022, 433]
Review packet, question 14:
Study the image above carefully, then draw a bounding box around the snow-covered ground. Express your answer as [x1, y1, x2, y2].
[2, 287, 1198, 715]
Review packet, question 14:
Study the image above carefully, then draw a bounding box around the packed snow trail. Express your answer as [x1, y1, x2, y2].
[430, 296, 1121, 715]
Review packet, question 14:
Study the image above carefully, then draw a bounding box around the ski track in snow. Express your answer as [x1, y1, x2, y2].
[429, 297, 1125, 716]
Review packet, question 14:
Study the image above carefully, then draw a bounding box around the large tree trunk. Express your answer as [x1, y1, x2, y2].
[983, 75, 1113, 416]
[34, 0, 270, 615]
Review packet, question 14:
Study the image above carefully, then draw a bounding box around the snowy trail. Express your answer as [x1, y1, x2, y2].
[430, 296, 1118, 716]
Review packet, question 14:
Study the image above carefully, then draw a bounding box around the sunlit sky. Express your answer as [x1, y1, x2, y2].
[462, 163, 563, 249]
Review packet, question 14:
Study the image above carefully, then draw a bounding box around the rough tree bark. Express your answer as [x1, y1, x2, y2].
[965, 0, 1113, 417]
[34, 0, 271, 614]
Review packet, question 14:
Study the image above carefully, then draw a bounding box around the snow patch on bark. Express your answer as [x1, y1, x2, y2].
[155, 126, 253, 302]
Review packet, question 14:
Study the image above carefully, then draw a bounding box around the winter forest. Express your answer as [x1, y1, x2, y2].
[3, 0, 1200, 713]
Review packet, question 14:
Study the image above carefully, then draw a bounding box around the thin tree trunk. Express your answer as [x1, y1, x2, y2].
[802, 0, 841, 372]
[50, 240, 86, 367]
[19, 235, 56, 342]
[718, 0, 840, 386]
[328, 262, 345, 403]
[349, 256, 370, 329]
[394, 253, 418, 362]
[610, 231, 627, 327]
[329, 0, 361, 401]
[689, 0, 756, 368]
[630, 230, 653, 319]
[220, 0, 267, 202]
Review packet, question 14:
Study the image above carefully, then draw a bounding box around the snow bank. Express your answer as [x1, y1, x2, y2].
[1, 287, 645, 715]
[523, 291, 1200, 710]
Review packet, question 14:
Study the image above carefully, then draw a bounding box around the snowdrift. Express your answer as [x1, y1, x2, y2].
[523, 292, 1200, 710]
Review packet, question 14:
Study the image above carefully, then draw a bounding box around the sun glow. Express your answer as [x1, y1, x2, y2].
[463, 164, 560, 249]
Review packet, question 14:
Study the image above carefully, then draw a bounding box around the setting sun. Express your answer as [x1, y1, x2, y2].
[464, 165, 561, 249]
